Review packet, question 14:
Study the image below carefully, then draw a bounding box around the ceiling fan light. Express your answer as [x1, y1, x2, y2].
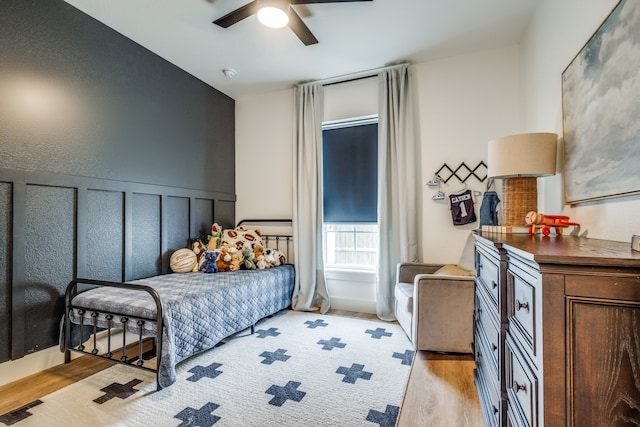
[257, 6, 289, 29]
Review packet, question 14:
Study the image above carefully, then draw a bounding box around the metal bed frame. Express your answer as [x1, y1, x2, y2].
[64, 279, 164, 385]
[62, 219, 293, 391]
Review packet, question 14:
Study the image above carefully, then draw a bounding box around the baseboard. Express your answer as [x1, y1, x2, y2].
[0, 346, 82, 387]
[328, 296, 376, 314]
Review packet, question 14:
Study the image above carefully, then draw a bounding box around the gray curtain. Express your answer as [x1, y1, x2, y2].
[292, 84, 331, 313]
[376, 65, 422, 320]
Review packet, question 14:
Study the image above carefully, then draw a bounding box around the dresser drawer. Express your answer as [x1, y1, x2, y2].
[505, 334, 538, 427]
[476, 247, 500, 307]
[475, 289, 500, 371]
[475, 327, 499, 398]
[507, 401, 527, 427]
[474, 367, 500, 427]
[506, 264, 537, 358]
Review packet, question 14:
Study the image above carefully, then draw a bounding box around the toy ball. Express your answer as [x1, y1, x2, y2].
[170, 248, 197, 273]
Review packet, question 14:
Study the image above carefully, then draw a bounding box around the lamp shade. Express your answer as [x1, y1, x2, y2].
[488, 132, 558, 178]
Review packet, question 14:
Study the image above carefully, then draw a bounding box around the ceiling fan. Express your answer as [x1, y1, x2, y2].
[213, 0, 373, 46]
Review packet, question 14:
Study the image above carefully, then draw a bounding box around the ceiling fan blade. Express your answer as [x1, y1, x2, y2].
[213, 1, 258, 28]
[291, 0, 373, 4]
[288, 7, 318, 46]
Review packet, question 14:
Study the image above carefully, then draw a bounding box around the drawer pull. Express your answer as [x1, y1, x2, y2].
[492, 281, 498, 289]
[514, 381, 527, 392]
[515, 299, 529, 311]
[492, 343, 498, 352]
[492, 405, 499, 414]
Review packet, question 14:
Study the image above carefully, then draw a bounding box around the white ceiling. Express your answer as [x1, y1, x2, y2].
[63, 0, 537, 100]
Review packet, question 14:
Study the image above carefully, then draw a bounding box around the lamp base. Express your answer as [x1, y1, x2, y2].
[501, 177, 537, 226]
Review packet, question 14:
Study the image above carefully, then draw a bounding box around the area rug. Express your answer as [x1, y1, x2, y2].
[1, 310, 414, 427]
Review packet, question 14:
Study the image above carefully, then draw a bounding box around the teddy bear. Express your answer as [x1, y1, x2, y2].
[215, 245, 242, 272]
[253, 243, 269, 269]
[190, 238, 207, 272]
[206, 223, 222, 251]
[199, 251, 219, 274]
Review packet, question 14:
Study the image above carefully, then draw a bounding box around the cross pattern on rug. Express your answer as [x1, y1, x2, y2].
[186, 362, 223, 382]
[365, 327, 393, 339]
[304, 319, 328, 329]
[93, 379, 143, 404]
[393, 349, 415, 366]
[0, 400, 42, 426]
[265, 380, 306, 406]
[366, 404, 400, 427]
[336, 363, 373, 384]
[174, 402, 221, 427]
[317, 337, 346, 351]
[255, 327, 280, 339]
[259, 348, 291, 364]
[5, 311, 413, 427]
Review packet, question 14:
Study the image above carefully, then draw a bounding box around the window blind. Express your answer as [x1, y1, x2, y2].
[322, 122, 378, 223]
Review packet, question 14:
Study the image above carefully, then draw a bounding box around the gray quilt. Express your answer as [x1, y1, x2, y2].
[67, 265, 295, 388]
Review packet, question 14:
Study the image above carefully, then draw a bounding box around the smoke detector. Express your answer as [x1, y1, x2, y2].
[222, 68, 236, 79]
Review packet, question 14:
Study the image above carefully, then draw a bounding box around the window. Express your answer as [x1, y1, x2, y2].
[322, 116, 378, 270]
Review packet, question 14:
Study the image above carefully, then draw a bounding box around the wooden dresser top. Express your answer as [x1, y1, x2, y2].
[475, 231, 640, 268]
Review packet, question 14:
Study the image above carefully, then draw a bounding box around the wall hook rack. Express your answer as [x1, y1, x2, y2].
[434, 161, 487, 184]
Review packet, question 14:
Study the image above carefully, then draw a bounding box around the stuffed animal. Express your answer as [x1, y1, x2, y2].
[240, 243, 257, 270]
[190, 238, 207, 272]
[207, 223, 222, 251]
[264, 248, 286, 267]
[216, 245, 242, 272]
[199, 251, 219, 274]
[253, 243, 269, 269]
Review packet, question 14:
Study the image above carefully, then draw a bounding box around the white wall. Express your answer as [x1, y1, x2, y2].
[235, 88, 294, 223]
[520, 0, 639, 242]
[236, 46, 522, 312]
[414, 47, 521, 263]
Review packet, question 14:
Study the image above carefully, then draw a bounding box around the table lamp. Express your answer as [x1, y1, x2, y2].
[487, 133, 557, 227]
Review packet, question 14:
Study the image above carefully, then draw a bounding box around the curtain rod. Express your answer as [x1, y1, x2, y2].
[297, 62, 410, 88]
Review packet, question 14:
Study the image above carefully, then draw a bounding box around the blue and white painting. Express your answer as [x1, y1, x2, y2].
[562, 0, 640, 203]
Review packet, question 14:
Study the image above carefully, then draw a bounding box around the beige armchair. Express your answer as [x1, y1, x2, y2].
[394, 234, 475, 353]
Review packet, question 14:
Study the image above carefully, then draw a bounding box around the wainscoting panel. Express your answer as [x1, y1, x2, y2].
[0, 183, 11, 363]
[131, 193, 161, 280]
[194, 198, 214, 240]
[215, 200, 236, 230]
[24, 185, 76, 355]
[0, 167, 235, 360]
[164, 196, 191, 272]
[85, 189, 124, 283]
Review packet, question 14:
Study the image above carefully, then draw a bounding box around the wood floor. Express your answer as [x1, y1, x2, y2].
[0, 311, 483, 426]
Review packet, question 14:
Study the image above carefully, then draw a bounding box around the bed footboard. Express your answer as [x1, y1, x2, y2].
[63, 278, 165, 390]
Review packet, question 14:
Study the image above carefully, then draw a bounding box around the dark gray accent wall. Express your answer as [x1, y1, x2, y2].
[0, 0, 235, 193]
[24, 185, 76, 353]
[0, 184, 11, 362]
[0, 0, 237, 362]
[86, 190, 124, 283]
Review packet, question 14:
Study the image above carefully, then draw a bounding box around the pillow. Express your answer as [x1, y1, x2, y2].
[456, 233, 476, 272]
[432, 264, 474, 277]
[220, 226, 263, 250]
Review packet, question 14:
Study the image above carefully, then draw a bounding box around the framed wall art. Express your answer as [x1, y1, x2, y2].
[562, 0, 640, 204]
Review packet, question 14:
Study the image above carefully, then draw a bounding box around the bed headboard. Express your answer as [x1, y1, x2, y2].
[236, 219, 294, 264]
